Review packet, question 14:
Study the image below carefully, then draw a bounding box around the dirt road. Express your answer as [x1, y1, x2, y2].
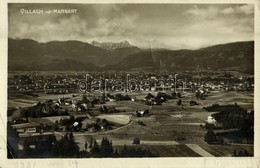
[186, 144, 214, 157]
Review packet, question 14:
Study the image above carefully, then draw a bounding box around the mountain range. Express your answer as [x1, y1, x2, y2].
[8, 38, 254, 73]
[91, 41, 133, 50]
[8, 39, 141, 70]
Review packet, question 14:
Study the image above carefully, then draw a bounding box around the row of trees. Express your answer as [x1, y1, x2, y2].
[146, 92, 182, 101]
[9, 124, 157, 159]
[233, 149, 251, 157]
[23, 134, 57, 158]
[7, 121, 19, 158]
[99, 105, 120, 113]
[21, 132, 80, 158]
[203, 104, 253, 145]
[203, 103, 254, 135]
[87, 137, 155, 158]
[59, 115, 84, 132]
[144, 92, 182, 106]
[204, 130, 224, 144]
[52, 132, 80, 157]
[107, 93, 131, 101]
[203, 103, 241, 112]
[10, 102, 69, 121]
[85, 118, 112, 131]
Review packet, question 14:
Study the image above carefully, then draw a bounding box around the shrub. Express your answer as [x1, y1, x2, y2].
[133, 137, 141, 144]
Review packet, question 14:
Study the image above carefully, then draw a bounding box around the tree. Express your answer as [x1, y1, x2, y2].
[177, 92, 181, 98]
[172, 92, 177, 98]
[84, 142, 88, 150]
[133, 137, 141, 144]
[144, 109, 149, 116]
[93, 123, 101, 131]
[120, 144, 128, 157]
[101, 119, 109, 129]
[89, 139, 93, 148]
[52, 132, 79, 157]
[99, 106, 108, 113]
[177, 99, 182, 106]
[96, 118, 101, 123]
[217, 136, 224, 144]
[145, 93, 154, 99]
[90, 140, 100, 157]
[190, 100, 198, 106]
[7, 121, 19, 158]
[204, 129, 216, 144]
[69, 115, 75, 124]
[82, 95, 89, 103]
[100, 137, 113, 157]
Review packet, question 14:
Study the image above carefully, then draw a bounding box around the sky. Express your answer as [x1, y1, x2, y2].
[8, 3, 254, 49]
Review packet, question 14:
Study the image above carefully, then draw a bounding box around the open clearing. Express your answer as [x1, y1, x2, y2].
[97, 114, 131, 125]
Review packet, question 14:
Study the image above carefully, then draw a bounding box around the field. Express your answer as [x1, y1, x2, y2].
[199, 144, 254, 157]
[97, 114, 131, 125]
[8, 99, 37, 108]
[114, 145, 201, 157]
[8, 89, 254, 157]
[83, 91, 253, 156]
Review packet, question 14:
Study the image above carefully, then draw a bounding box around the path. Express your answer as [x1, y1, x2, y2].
[186, 144, 214, 157]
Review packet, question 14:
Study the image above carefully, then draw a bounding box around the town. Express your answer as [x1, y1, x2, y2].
[7, 70, 254, 158]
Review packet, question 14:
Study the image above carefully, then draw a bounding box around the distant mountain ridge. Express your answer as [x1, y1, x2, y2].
[8, 38, 254, 73]
[8, 38, 142, 70]
[91, 40, 133, 50]
[105, 41, 254, 74]
[120, 41, 254, 72]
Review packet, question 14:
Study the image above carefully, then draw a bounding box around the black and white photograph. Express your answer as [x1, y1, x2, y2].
[5, 2, 257, 160]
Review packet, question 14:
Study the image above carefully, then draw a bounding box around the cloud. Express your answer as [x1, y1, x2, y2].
[185, 5, 219, 19]
[9, 8, 139, 43]
[237, 4, 254, 14]
[8, 4, 254, 49]
[221, 4, 254, 15]
[9, 15, 88, 42]
[221, 7, 234, 14]
[185, 4, 254, 18]
[89, 12, 138, 38]
[179, 4, 254, 49]
[92, 4, 121, 16]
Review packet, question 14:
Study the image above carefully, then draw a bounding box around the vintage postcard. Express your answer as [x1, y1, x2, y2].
[0, 0, 259, 167]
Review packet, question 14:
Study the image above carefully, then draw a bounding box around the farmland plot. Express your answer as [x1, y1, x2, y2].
[98, 114, 131, 125]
